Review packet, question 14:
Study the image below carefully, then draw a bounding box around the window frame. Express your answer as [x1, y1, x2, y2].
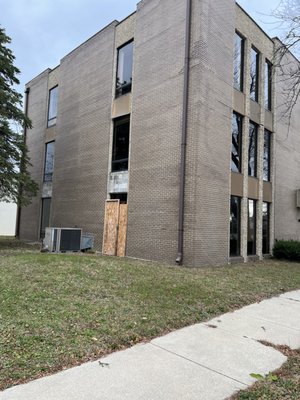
[47, 85, 58, 127]
[233, 31, 245, 92]
[263, 130, 272, 182]
[250, 46, 259, 102]
[40, 197, 51, 239]
[231, 112, 243, 173]
[264, 60, 272, 111]
[230, 196, 241, 257]
[115, 39, 134, 98]
[262, 202, 270, 255]
[43, 141, 55, 183]
[111, 115, 130, 173]
[248, 121, 258, 178]
[247, 198, 257, 256]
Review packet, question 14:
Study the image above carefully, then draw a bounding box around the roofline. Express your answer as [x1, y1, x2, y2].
[25, 68, 51, 87]
[273, 36, 300, 64]
[236, 2, 274, 45]
[117, 10, 136, 26]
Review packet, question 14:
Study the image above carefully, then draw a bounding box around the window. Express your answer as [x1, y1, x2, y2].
[112, 116, 130, 172]
[47, 86, 58, 127]
[40, 198, 51, 238]
[247, 199, 256, 255]
[233, 32, 244, 91]
[264, 60, 272, 110]
[116, 41, 133, 97]
[230, 196, 241, 257]
[43, 141, 55, 182]
[250, 47, 259, 102]
[231, 113, 243, 173]
[110, 193, 128, 204]
[262, 202, 270, 254]
[263, 130, 271, 181]
[248, 122, 258, 177]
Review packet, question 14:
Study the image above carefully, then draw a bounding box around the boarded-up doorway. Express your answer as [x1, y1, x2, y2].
[102, 199, 128, 257]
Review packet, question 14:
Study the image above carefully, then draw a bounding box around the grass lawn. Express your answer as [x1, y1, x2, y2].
[1, 237, 300, 390]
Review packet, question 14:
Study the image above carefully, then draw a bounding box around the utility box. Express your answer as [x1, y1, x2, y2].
[44, 228, 82, 252]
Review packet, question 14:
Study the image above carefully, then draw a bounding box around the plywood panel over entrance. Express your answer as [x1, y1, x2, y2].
[102, 200, 128, 257]
[102, 200, 119, 256]
[117, 204, 128, 257]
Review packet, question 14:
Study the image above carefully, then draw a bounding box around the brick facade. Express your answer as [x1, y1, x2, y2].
[19, 0, 300, 266]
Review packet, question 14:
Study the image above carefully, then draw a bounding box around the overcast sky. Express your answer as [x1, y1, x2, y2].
[1, 0, 281, 97]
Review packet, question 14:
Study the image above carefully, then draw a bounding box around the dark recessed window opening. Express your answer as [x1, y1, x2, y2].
[116, 41, 133, 97]
[43, 141, 55, 182]
[231, 112, 243, 173]
[47, 86, 58, 127]
[250, 47, 259, 102]
[230, 196, 241, 257]
[112, 116, 130, 172]
[263, 130, 271, 181]
[248, 121, 258, 177]
[262, 202, 270, 254]
[40, 198, 51, 238]
[247, 199, 256, 255]
[110, 193, 128, 204]
[265, 60, 272, 110]
[233, 32, 244, 92]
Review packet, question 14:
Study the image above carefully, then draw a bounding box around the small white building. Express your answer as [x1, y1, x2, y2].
[0, 202, 17, 236]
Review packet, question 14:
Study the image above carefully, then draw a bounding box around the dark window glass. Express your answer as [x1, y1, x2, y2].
[233, 32, 244, 91]
[44, 141, 55, 182]
[263, 130, 271, 181]
[116, 41, 133, 97]
[265, 60, 272, 110]
[48, 86, 58, 127]
[110, 193, 128, 204]
[40, 198, 51, 238]
[248, 122, 258, 177]
[231, 113, 243, 173]
[250, 47, 259, 102]
[247, 199, 256, 255]
[262, 202, 270, 254]
[230, 196, 241, 256]
[112, 116, 130, 172]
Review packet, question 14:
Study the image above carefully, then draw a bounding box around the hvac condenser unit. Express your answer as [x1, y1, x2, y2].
[44, 227, 82, 252]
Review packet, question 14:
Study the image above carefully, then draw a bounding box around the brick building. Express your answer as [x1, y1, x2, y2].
[18, 0, 300, 266]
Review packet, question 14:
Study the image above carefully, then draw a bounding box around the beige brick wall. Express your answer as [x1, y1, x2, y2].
[274, 45, 300, 241]
[19, 70, 50, 240]
[51, 22, 118, 249]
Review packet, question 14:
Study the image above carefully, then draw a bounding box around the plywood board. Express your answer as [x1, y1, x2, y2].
[117, 204, 128, 257]
[102, 200, 119, 256]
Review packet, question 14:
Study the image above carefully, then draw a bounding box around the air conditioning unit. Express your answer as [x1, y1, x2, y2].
[44, 227, 82, 252]
[297, 190, 300, 208]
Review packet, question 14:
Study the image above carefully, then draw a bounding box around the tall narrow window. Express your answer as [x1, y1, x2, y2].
[250, 47, 259, 102]
[43, 141, 55, 182]
[40, 198, 51, 238]
[47, 86, 58, 127]
[264, 60, 272, 110]
[230, 196, 241, 256]
[116, 40, 133, 97]
[233, 32, 244, 91]
[262, 202, 270, 254]
[231, 113, 243, 173]
[248, 122, 258, 177]
[247, 199, 256, 255]
[112, 116, 130, 172]
[263, 130, 271, 181]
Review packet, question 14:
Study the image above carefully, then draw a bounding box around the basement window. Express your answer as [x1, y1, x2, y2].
[230, 196, 241, 257]
[116, 40, 133, 97]
[111, 116, 130, 172]
[247, 199, 257, 255]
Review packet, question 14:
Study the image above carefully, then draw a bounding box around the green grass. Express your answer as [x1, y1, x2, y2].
[1, 239, 300, 390]
[231, 346, 300, 400]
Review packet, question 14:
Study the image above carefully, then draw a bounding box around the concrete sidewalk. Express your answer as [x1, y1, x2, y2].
[1, 290, 300, 400]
